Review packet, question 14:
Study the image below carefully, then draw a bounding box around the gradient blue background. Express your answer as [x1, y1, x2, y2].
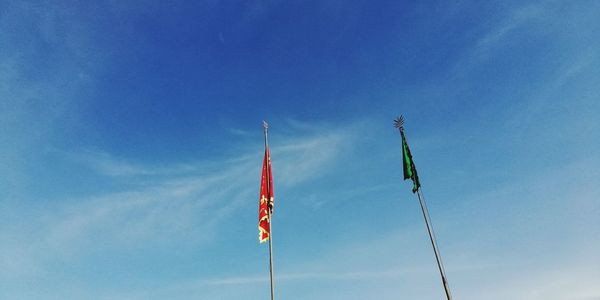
[1, 1, 599, 299]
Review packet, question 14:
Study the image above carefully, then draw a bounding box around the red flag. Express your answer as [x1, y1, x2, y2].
[258, 147, 274, 243]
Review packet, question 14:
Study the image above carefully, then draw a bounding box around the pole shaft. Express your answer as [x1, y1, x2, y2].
[416, 189, 452, 300]
[263, 122, 275, 300]
[267, 209, 275, 300]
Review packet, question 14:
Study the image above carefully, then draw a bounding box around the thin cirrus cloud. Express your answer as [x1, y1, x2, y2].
[1, 1, 599, 300]
[0, 122, 352, 280]
[473, 5, 544, 57]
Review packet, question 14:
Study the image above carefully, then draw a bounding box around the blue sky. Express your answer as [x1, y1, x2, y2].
[1, 1, 599, 299]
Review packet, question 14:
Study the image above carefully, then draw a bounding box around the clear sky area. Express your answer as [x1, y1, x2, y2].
[1, 1, 599, 299]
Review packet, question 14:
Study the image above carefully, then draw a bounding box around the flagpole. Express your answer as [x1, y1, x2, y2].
[263, 120, 276, 300]
[416, 188, 452, 300]
[394, 116, 453, 300]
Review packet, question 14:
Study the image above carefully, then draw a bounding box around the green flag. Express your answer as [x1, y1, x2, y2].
[401, 130, 420, 193]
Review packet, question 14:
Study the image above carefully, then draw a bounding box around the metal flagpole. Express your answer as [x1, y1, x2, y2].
[394, 116, 453, 300]
[416, 189, 453, 300]
[263, 121, 275, 300]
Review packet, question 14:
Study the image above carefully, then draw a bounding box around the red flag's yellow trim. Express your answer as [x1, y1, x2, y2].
[259, 196, 271, 243]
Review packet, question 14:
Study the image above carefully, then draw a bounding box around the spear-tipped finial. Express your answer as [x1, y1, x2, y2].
[393, 115, 405, 130]
[263, 120, 269, 129]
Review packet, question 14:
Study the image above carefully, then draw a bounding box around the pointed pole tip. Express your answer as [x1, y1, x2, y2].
[263, 120, 269, 129]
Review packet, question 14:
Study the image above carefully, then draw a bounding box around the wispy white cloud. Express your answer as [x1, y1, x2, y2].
[64, 150, 160, 177]
[474, 5, 544, 58]
[169, 267, 424, 288]
[0, 1, 101, 200]
[454, 261, 600, 300]
[275, 129, 350, 186]
[0, 122, 353, 286]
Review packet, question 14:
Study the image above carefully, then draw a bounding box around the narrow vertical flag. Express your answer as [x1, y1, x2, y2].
[259, 147, 274, 243]
[401, 130, 421, 193]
